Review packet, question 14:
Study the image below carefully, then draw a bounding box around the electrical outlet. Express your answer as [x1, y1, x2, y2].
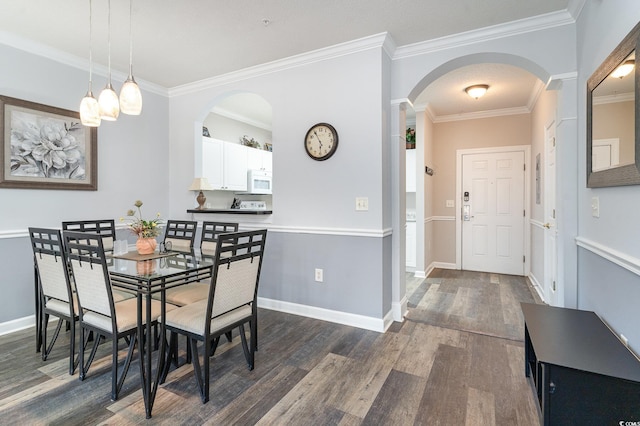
[355, 197, 369, 211]
[315, 268, 323, 282]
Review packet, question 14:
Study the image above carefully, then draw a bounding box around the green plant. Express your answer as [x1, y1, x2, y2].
[121, 200, 162, 238]
[406, 128, 416, 144]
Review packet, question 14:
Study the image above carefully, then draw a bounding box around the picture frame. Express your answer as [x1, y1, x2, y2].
[0, 95, 97, 190]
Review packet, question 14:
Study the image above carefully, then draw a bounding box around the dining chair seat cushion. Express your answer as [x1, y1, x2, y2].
[163, 301, 251, 336]
[163, 283, 209, 306]
[112, 289, 135, 302]
[45, 292, 80, 316]
[82, 298, 176, 334]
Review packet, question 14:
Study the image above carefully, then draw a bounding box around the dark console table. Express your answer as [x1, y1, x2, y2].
[521, 303, 640, 425]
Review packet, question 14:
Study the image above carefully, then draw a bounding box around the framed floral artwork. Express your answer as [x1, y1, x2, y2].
[0, 95, 97, 190]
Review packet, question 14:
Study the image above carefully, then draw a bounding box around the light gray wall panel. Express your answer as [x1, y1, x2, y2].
[578, 248, 640, 355]
[0, 237, 34, 322]
[259, 232, 387, 318]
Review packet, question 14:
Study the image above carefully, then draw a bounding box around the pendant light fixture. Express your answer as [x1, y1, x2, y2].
[119, 0, 142, 115]
[79, 0, 101, 127]
[98, 0, 120, 121]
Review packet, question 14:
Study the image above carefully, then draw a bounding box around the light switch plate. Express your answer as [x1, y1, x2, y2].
[446, 200, 454, 208]
[591, 196, 599, 218]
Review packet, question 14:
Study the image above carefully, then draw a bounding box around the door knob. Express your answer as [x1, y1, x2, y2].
[543, 223, 551, 229]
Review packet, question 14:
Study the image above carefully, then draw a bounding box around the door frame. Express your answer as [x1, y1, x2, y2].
[455, 145, 531, 274]
[544, 120, 559, 306]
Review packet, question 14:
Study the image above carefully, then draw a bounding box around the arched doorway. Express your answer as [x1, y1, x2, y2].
[394, 52, 566, 319]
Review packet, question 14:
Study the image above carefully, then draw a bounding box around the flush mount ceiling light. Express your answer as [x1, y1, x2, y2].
[465, 84, 489, 99]
[610, 59, 635, 79]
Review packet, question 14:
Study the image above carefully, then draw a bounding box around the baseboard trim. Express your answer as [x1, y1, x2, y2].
[392, 296, 408, 322]
[431, 261, 457, 270]
[257, 297, 387, 332]
[0, 315, 35, 336]
[527, 272, 546, 303]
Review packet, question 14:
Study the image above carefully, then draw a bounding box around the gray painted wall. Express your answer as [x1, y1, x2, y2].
[576, 0, 640, 354]
[0, 43, 170, 324]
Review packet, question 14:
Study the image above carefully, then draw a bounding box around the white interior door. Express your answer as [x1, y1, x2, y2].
[544, 123, 558, 306]
[462, 150, 525, 275]
[592, 138, 620, 171]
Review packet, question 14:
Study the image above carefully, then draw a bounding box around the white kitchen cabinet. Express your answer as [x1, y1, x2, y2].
[406, 149, 416, 192]
[202, 137, 248, 191]
[247, 148, 272, 172]
[406, 221, 416, 268]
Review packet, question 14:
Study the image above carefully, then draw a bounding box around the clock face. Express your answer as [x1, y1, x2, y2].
[305, 123, 338, 161]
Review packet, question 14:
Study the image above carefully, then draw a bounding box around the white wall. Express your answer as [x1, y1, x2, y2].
[0, 43, 169, 323]
[576, 0, 640, 354]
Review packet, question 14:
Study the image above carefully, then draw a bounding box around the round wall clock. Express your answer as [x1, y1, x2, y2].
[304, 122, 338, 161]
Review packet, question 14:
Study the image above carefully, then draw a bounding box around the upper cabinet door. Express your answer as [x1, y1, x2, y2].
[202, 137, 224, 189]
[247, 148, 272, 172]
[202, 138, 248, 191]
[223, 141, 248, 191]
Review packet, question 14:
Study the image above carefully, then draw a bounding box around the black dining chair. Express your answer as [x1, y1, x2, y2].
[29, 227, 79, 375]
[62, 219, 116, 252]
[160, 229, 267, 403]
[162, 220, 198, 253]
[63, 230, 174, 400]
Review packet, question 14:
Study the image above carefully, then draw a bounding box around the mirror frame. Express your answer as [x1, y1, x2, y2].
[587, 21, 640, 188]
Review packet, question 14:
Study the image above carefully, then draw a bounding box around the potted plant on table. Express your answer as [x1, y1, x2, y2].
[121, 200, 163, 254]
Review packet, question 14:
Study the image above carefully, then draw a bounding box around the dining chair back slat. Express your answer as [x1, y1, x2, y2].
[200, 221, 238, 254]
[62, 220, 116, 251]
[163, 220, 197, 252]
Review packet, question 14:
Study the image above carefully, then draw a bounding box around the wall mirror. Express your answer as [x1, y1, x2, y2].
[587, 21, 640, 187]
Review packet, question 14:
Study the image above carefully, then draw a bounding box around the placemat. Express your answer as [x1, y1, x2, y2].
[108, 251, 175, 261]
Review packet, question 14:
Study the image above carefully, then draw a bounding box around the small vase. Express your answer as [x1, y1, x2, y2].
[136, 237, 157, 255]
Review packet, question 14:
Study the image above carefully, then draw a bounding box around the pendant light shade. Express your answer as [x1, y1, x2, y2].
[120, 76, 142, 115]
[120, 0, 142, 115]
[98, 83, 120, 121]
[80, 91, 101, 126]
[79, 0, 101, 127]
[99, 0, 120, 120]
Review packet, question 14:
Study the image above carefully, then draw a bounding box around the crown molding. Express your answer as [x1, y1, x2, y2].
[433, 106, 530, 123]
[567, 0, 587, 20]
[211, 107, 272, 131]
[593, 92, 634, 106]
[0, 30, 168, 97]
[393, 10, 575, 60]
[169, 33, 390, 97]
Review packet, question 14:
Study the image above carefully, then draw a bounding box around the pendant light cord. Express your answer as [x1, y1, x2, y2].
[88, 0, 93, 91]
[128, 0, 133, 75]
[107, 0, 112, 84]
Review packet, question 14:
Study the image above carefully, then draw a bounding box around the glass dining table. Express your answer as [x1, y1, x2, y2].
[107, 249, 214, 419]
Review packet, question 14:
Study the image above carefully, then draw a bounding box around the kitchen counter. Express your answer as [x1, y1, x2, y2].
[187, 209, 272, 215]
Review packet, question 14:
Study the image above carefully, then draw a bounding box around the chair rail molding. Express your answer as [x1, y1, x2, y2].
[576, 236, 640, 277]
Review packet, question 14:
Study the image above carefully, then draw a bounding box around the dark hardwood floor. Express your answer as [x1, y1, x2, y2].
[0, 269, 541, 425]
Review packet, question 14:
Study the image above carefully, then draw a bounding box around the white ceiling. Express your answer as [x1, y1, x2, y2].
[0, 0, 576, 122]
